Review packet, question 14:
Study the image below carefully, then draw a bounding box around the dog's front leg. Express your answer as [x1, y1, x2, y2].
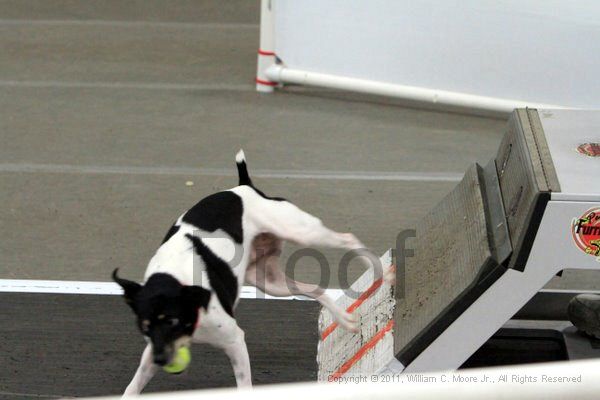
[221, 326, 252, 388]
[123, 344, 158, 397]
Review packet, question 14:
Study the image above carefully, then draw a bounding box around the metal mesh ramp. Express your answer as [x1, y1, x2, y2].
[393, 164, 500, 364]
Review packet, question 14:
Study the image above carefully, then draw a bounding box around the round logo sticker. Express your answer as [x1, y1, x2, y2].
[572, 208, 600, 258]
[577, 143, 600, 157]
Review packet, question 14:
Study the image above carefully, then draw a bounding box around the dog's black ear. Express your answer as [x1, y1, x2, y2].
[182, 285, 211, 310]
[112, 268, 142, 307]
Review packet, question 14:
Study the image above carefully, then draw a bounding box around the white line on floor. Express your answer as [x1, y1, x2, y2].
[0, 19, 258, 30]
[0, 80, 254, 92]
[0, 163, 463, 182]
[0, 279, 344, 300]
[0, 391, 60, 399]
[0, 279, 592, 301]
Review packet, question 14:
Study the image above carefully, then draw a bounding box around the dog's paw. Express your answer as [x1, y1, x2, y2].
[340, 233, 367, 251]
[336, 311, 359, 333]
[383, 264, 396, 286]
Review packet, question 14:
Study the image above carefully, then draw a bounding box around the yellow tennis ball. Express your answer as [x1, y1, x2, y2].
[163, 346, 191, 374]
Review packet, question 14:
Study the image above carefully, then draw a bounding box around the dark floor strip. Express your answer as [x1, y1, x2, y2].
[0, 294, 320, 398]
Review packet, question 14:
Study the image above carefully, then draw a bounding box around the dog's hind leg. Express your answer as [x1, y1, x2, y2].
[252, 199, 365, 249]
[250, 198, 391, 283]
[123, 344, 158, 397]
[245, 240, 359, 332]
[247, 261, 359, 332]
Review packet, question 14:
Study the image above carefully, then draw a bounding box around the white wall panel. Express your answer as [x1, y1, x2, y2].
[273, 0, 600, 108]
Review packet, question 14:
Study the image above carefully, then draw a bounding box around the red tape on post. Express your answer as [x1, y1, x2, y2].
[258, 49, 276, 56]
[256, 77, 278, 87]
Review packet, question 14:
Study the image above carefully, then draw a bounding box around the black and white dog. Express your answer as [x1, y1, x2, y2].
[113, 151, 392, 395]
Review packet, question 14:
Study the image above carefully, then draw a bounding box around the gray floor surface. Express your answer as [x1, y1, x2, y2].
[0, 0, 502, 284]
[0, 0, 592, 287]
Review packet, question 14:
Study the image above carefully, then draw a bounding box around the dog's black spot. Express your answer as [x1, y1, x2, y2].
[161, 223, 180, 244]
[113, 271, 211, 363]
[135, 274, 184, 316]
[185, 234, 237, 317]
[133, 274, 210, 332]
[182, 191, 244, 243]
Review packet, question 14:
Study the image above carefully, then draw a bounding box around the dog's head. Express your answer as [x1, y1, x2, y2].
[112, 268, 211, 365]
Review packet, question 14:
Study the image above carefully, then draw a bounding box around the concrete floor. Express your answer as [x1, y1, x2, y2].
[0, 0, 595, 289]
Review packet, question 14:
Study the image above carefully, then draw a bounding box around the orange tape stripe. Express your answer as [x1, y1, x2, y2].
[321, 264, 395, 341]
[329, 319, 394, 380]
[320, 323, 338, 341]
[320, 279, 382, 341]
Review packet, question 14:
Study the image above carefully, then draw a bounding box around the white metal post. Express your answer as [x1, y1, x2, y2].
[265, 66, 566, 114]
[256, 0, 277, 92]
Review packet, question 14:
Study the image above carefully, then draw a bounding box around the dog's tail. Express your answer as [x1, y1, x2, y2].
[236, 149, 253, 186]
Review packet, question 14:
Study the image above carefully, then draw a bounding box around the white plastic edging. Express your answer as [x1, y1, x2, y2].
[84, 358, 600, 400]
[0, 279, 344, 300]
[266, 65, 569, 114]
[0, 280, 591, 298]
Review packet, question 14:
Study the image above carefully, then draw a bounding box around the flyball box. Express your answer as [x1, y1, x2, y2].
[318, 109, 600, 378]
